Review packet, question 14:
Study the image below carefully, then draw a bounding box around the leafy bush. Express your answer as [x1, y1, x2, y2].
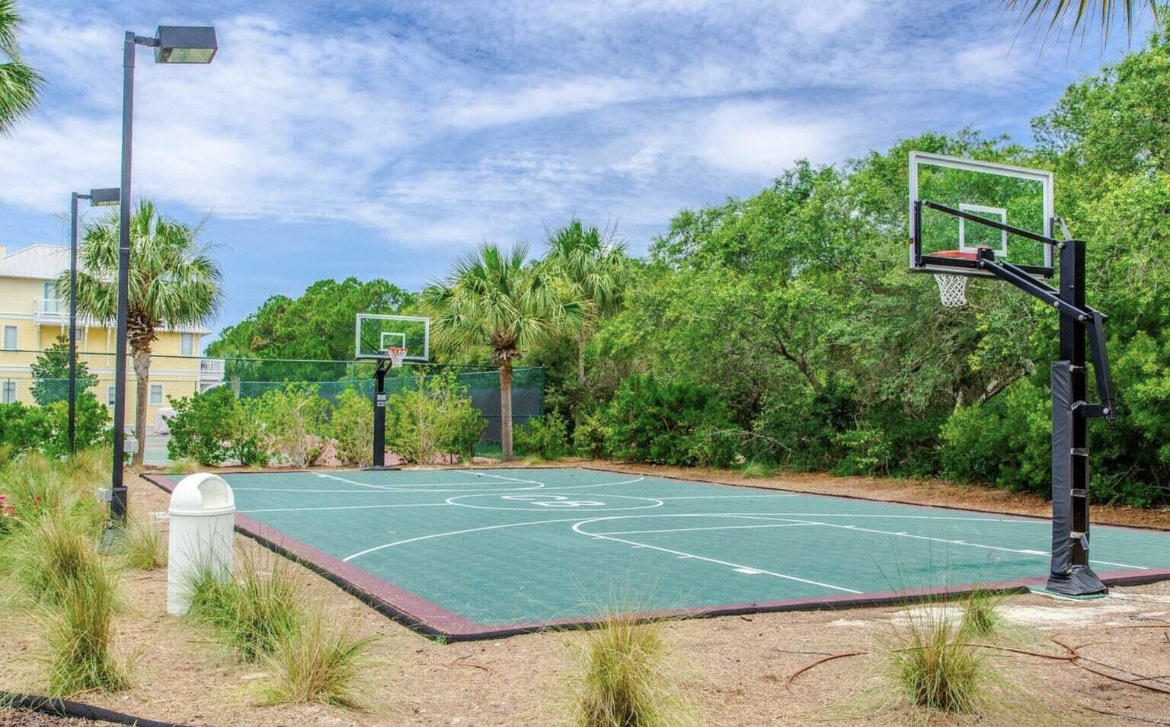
[0, 402, 51, 458]
[515, 411, 570, 459]
[573, 413, 611, 459]
[330, 388, 373, 467]
[940, 381, 1050, 495]
[167, 387, 239, 466]
[43, 393, 110, 458]
[601, 375, 740, 467]
[387, 373, 485, 464]
[255, 384, 330, 467]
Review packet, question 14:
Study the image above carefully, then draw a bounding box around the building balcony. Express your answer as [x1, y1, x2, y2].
[32, 298, 211, 335]
[200, 358, 225, 382]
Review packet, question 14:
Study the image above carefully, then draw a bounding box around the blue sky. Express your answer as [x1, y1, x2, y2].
[0, 0, 1154, 343]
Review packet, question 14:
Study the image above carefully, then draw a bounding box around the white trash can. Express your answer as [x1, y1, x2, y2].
[166, 473, 236, 616]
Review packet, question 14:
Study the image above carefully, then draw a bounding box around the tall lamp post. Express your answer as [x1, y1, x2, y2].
[109, 26, 217, 527]
[68, 188, 120, 453]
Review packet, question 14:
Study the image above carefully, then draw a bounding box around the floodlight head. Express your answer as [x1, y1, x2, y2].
[88, 188, 121, 207]
[154, 26, 218, 64]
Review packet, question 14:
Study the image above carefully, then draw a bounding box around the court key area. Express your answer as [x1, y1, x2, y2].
[147, 468, 1170, 640]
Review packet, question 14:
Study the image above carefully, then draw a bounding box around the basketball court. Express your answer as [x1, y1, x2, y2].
[145, 467, 1170, 641]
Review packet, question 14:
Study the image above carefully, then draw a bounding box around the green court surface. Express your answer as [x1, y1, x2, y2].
[147, 468, 1170, 640]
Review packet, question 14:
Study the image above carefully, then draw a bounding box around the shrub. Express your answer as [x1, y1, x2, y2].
[601, 375, 740, 466]
[331, 389, 374, 467]
[42, 393, 110, 459]
[30, 335, 99, 406]
[255, 384, 330, 467]
[387, 373, 485, 464]
[571, 613, 701, 727]
[259, 613, 375, 710]
[188, 556, 303, 662]
[515, 412, 571, 459]
[167, 387, 240, 466]
[573, 413, 610, 459]
[940, 381, 1050, 495]
[0, 402, 51, 458]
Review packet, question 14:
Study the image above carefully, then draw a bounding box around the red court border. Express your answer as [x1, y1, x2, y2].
[143, 471, 1170, 642]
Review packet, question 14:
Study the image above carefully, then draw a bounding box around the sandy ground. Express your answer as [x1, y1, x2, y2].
[2, 465, 1168, 727]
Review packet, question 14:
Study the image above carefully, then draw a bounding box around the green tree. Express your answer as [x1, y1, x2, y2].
[30, 334, 99, 405]
[0, 0, 42, 135]
[542, 220, 628, 384]
[207, 278, 415, 381]
[64, 200, 222, 466]
[422, 243, 584, 459]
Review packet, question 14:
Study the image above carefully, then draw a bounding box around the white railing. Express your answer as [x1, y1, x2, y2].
[200, 358, 225, 382]
[32, 298, 95, 325]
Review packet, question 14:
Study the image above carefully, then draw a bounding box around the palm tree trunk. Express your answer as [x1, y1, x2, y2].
[499, 360, 514, 461]
[132, 346, 151, 466]
[577, 333, 586, 385]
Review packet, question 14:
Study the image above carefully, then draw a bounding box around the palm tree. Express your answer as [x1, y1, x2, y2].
[62, 200, 222, 465]
[543, 220, 627, 384]
[423, 243, 584, 460]
[0, 0, 42, 135]
[1004, 0, 1157, 41]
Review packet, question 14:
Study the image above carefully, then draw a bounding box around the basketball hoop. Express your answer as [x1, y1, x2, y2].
[934, 274, 969, 308]
[384, 347, 408, 368]
[928, 249, 977, 308]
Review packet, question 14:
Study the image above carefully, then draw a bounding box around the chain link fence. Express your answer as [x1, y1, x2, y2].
[1, 348, 544, 446]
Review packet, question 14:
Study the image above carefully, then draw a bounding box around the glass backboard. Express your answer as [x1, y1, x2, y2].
[909, 152, 1054, 278]
[355, 314, 430, 361]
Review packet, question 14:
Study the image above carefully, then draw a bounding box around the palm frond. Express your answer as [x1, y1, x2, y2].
[1003, 0, 1157, 41]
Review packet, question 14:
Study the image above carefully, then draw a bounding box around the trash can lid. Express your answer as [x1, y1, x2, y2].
[169, 473, 236, 517]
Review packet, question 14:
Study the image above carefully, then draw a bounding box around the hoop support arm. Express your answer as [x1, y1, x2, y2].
[976, 251, 1117, 420]
[922, 200, 1059, 246]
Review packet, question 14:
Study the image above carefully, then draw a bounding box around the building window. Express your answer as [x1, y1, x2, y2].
[2, 380, 15, 404]
[150, 384, 163, 405]
[107, 386, 116, 406]
[180, 333, 194, 356]
[2, 326, 15, 350]
[43, 281, 59, 314]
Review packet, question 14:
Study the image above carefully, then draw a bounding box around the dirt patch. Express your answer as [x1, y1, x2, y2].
[3, 470, 1165, 727]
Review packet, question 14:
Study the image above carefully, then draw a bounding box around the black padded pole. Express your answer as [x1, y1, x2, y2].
[1047, 239, 1106, 596]
[371, 361, 388, 469]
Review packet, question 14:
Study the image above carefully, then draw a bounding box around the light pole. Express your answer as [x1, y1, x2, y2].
[110, 26, 217, 526]
[68, 188, 119, 453]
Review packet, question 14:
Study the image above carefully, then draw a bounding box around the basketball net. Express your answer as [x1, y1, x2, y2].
[935, 274, 968, 308]
[385, 347, 408, 368]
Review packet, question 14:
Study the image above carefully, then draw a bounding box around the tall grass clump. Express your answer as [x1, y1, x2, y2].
[886, 603, 985, 716]
[740, 461, 777, 479]
[571, 613, 702, 727]
[120, 517, 166, 570]
[958, 589, 1002, 639]
[43, 551, 129, 696]
[259, 613, 375, 709]
[188, 556, 302, 662]
[16, 514, 97, 604]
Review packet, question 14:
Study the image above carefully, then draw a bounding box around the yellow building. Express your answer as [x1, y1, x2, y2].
[0, 244, 224, 429]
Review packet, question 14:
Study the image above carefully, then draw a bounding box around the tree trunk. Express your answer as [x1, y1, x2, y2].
[577, 333, 586, 385]
[132, 346, 151, 466]
[499, 360, 514, 461]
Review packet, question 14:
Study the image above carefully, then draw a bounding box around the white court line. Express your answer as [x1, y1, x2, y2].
[315, 472, 397, 490]
[572, 519, 861, 594]
[241, 503, 450, 514]
[811, 521, 1150, 570]
[542, 476, 647, 490]
[343, 517, 587, 562]
[232, 488, 400, 493]
[469, 470, 546, 486]
[598, 522, 813, 536]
